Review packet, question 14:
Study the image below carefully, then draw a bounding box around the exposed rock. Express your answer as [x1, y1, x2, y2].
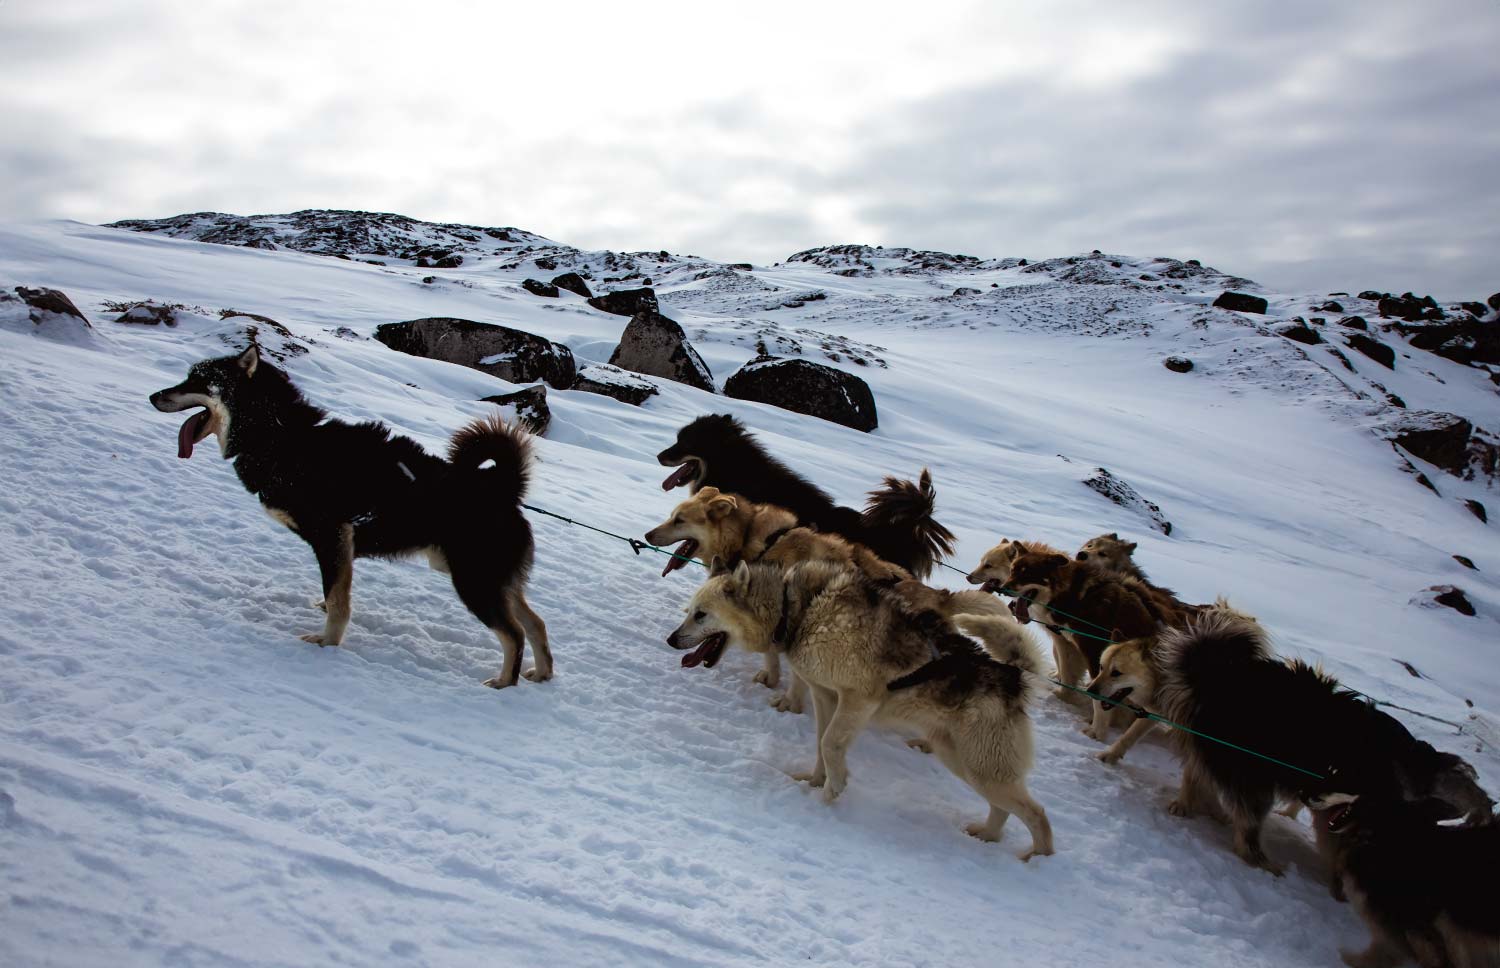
[3, 286, 94, 344]
[1338, 315, 1368, 330]
[534, 257, 558, 271]
[1422, 585, 1475, 617]
[550, 272, 592, 298]
[115, 302, 179, 326]
[1378, 293, 1444, 322]
[1327, 347, 1354, 371]
[1394, 318, 1500, 367]
[1359, 290, 1387, 301]
[1458, 302, 1488, 319]
[1212, 291, 1268, 314]
[522, 278, 559, 298]
[479, 385, 550, 435]
[1316, 300, 1345, 313]
[952, 287, 981, 297]
[607, 312, 713, 391]
[724, 356, 878, 432]
[1453, 555, 1477, 570]
[728, 263, 753, 271]
[1345, 333, 1395, 369]
[588, 287, 659, 317]
[1489, 292, 1500, 312]
[1163, 356, 1194, 373]
[1382, 411, 1500, 484]
[374, 317, 576, 389]
[1466, 499, 1488, 523]
[571, 363, 659, 406]
[1081, 467, 1172, 535]
[1276, 322, 1322, 345]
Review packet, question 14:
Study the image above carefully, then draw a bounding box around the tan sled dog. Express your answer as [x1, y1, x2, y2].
[649, 488, 1008, 712]
[668, 559, 1055, 861]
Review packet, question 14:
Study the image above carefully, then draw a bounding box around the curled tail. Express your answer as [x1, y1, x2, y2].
[862, 469, 956, 580]
[448, 414, 532, 506]
[887, 614, 1042, 698]
[955, 614, 1043, 679]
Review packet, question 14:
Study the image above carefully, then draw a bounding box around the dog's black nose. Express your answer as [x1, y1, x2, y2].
[1076, 551, 1089, 560]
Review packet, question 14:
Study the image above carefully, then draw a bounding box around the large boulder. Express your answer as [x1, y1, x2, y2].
[1276, 322, 1322, 345]
[1381, 411, 1500, 484]
[521, 278, 559, 298]
[551, 272, 592, 298]
[480, 385, 550, 435]
[1378, 293, 1444, 322]
[723, 356, 878, 432]
[2, 286, 94, 345]
[374, 317, 576, 389]
[588, 287, 658, 317]
[571, 363, 659, 406]
[1345, 332, 1395, 369]
[1081, 467, 1172, 535]
[1212, 291, 1268, 314]
[607, 312, 714, 391]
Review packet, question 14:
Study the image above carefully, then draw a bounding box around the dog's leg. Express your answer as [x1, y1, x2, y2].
[509, 587, 552, 683]
[816, 693, 878, 803]
[772, 671, 807, 714]
[983, 781, 1054, 861]
[1082, 700, 1111, 741]
[1097, 718, 1155, 765]
[481, 610, 526, 690]
[1339, 934, 1405, 968]
[792, 685, 837, 787]
[301, 524, 354, 646]
[1051, 633, 1088, 707]
[1228, 794, 1283, 876]
[754, 651, 781, 690]
[1168, 758, 1228, 822]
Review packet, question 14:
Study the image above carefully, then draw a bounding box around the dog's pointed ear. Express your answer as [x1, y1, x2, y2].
[732, 560, 752, 590]
[708, 555, 730, 577]
[1040, 553, 1069, 572]
[707, 494, 737, 519]
[237, 344, 260, 378]
[697, 486, 720, 500]
[1124, 541, 1138, 553]
[1112, 627, 1125, 642]
[1107, 532, 1119, 540]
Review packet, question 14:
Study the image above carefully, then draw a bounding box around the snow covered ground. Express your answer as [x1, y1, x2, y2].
[1, 217, 1495, 967]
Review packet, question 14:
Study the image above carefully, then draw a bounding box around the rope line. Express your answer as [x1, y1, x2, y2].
[520, 502, 1476, 763]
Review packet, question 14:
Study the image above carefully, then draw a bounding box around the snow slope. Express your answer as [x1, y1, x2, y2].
[1, 217, 1496, 968]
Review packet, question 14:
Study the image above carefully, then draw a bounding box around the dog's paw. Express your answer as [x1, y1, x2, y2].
[791, 770, 825, 788]
[771, 694, 804, 714]
[313, 599, 327, 613]
[1080, 724, 1104, 741]
[906, 738, 933, 754]
[1096, 747, 1124, 765]
[964, 821, 1001, 843]
[752, 670, 779, 689]
[299, 632, 338, 646]
[1018, 846, 1052, 862]
[821, 781, 845, 805]
[522, 667, 553, 683]
[1167, 799, 1192, 818]
[482, 676, 516, 690]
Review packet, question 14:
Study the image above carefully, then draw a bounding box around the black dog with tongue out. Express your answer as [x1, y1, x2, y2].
[148, 344, 554, 690]
[654, 413, 955, 579]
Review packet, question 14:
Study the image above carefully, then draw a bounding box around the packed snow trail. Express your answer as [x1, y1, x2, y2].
[1, 219, 1495, 967]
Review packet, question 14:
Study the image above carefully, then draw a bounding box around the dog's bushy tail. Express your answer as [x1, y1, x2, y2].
[448, 414, 532, 506]
[955, 614, 1043, 679]
[1154, 607, 1269, 722]
[862, 469, 956, 579]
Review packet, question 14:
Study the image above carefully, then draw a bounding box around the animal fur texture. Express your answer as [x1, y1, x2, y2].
[149, 345, 552, 688]
[1155, 611, 1494, 875]
[655, 413, 955, 578]
[667, 559, 1054, 861]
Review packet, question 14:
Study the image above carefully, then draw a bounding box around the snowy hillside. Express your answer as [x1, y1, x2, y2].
[1, 213, 1496, 968]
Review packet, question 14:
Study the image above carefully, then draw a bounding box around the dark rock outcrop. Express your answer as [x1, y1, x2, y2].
[1378, 293, 1444, 322]
[1316, 300, 1345, 313]
[1345, 333, 1395, 368]
[550, 272, 592, 298]
[588, 287, 658, 317]
[1212, 291, 1268, 314]
[1338, 315, 1368, 330]
[1163, 356, 1194, 372]
[14, 286, 90, 328]
[1466, 499, 1488, 523]
[374, 317, 576, 389]
[1425, 585, 1475, 617]
[1081, 467, 1172, 535]
[724, 356, 878, 432]
[115, 303, 179, 326]
[522, 279, 559, 298]
[1383, 411, 1500, 485]
[3, 286, 94, 344]
[1453, 555, 1477, 570]
[607, 312, 713, 391]
[480, 385, 550, 435]
[1276, 322, 1322, 345]
[571, 363, 659, 406]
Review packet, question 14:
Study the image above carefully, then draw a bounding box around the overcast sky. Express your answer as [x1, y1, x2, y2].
[2, 1, 1497, 298]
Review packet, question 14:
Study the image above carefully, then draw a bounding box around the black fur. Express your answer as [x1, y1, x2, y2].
[656, 414, 954, 577]
[1160, 619, 1494, 838]
[150, 347, 542, 683]
[1309, 777, 1500, 965]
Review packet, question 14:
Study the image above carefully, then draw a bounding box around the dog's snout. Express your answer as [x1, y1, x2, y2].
[1076, 551, 1089, 561]
[149, 389, 173, 412]
[965, 571, 982, 584]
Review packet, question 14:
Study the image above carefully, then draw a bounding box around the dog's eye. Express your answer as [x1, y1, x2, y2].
[1110, 669, 1122, 677]
[673, 517, 683, 525]
[693, 610, 705, 621]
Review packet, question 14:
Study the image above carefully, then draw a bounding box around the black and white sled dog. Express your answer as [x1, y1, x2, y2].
[1303, 765, 1500, 968]
[1155, 611, 1492, 875]
[655, 413, 955, 578]
[149, 344, 552, 688]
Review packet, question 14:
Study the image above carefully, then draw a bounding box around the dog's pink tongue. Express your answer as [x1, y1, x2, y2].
[1010, 597, 1032, 624]
[177, 411, 209, 459]
[662, 464, 694, 490]
[660, 540, 697, 577]
[681, 640, 712, 668]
